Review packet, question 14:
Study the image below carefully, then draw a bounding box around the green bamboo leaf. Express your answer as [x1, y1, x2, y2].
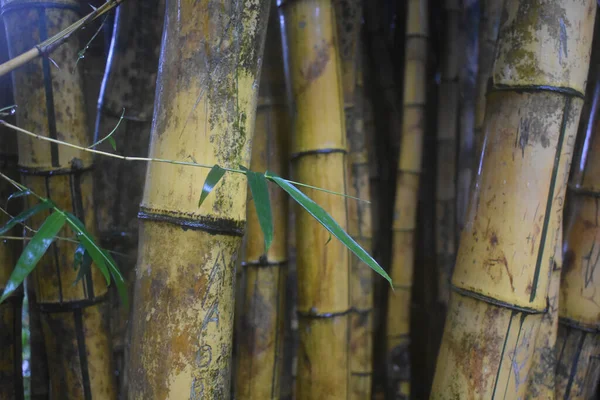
[7, 189, 32, 204]
[0, 212, 66, 303]
[268, 173, 392, 286]
[65, 212, 128, 306]
[241, 166, 273, 252]
[108, 136, 117, 151]
[198, 165, 226, 207]
[73, 246, 92, 285]
[0, 200, 54, 235]
[73, 243, 85, 270]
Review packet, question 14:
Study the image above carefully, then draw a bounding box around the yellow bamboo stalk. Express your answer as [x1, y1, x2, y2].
[0, 24, 23, 398]
[431, 1, 596, 398]
[556, 79, 600, 400]
[436, 0, 461, 308]
[473, 0, 503, 169]
[386, 0, 428, 397]
[2, 0, 119, 397]
[234, 6, 289, 398]
[332, 0, 373, 398]
[126, 1, 270, 398]
[279, 0, 350, 398]
[93, 0, 165, 391]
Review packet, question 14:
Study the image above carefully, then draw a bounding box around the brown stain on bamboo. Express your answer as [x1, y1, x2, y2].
[431, 0, 596, 398]
[126, 1, 270, 398]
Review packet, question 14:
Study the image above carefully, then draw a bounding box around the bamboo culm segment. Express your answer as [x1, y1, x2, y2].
[235, 6, 289, 398]
[436, 0, 461, 307]
[126, 1, 270, 398]
[279, 0, 350, 398]
[93, 0, 165, 392]
[0, 25, 23, 396]
[431, 1, 595, 398]
[386, 0, 428, 398]
[556, 95, 600, 399]
[1, 0, 118, 397]
[332, 0, 372, 398]
[473, 0, 503, 172]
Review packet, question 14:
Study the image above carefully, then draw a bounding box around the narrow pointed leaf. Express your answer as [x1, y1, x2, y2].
[108, 136, 117, 151]
[65, 212, 127, 306]
[0, 212, 66, 303]
[242, 167, 273, 252]
[268, 173, 392, 286]
[74, 248, 92, 285]
[198, 165, 226, 207]
[7, 189, 31, 204]
[0, 200, 54, 235]
[73, 243, 85, 270]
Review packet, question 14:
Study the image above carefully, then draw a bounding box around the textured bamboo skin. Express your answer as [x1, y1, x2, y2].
[431, 1, 595, 398]
[126, 1, 270, 398]
[235, 9, 289, 398]
[93, 0, 165, 391]
[2, 0, 117, 398]
[386, 0, 427, 398]
[0, 25, 23, 398]
[279, 0, 350, 398]
[473, 0, 503, 169]
[332, 1, 373, 398]
[556, 106, 600, 399]
[436, 0, 461, 307]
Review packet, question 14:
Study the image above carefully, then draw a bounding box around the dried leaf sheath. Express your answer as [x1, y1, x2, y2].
[1, 0, 117, 397]
[93, 0, 165, 391]
[126, 1, 270, 398]
[235, 6, 289, 398]
[431, 1, 595, 398]
[556, 76, 600, 400]
[386, 0, 428, 398]
[279, 0, 350, 398]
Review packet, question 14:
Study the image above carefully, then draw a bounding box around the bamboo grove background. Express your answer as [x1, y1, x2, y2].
[2, 0, 600, 399]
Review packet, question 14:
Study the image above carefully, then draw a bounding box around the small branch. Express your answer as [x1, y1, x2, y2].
[0, 0, 125, 77]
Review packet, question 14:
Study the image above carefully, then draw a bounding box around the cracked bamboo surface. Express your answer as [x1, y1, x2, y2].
[93, 0, 165, 392]
[279, 0, 350, 398]
[1, 0, 118, 398]
[386, 0, 428, 398]
[126, 1, 270, 398]
[235, 7, 289, 398]
[556, 75, 600, 399]
[431, 1, 596, 398]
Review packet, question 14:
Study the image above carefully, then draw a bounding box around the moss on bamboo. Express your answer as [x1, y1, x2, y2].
[431, 1, 595, 398]
[1, 0, 118, 397]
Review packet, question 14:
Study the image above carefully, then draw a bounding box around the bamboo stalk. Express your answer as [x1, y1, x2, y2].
[472, 0, 503, 171]
[2, 0, 120, 397]
[332, 1, 374, 398]
[431, 1, 596, 398]
[126, 1, 270, 398]
[435, 0, 461, 308]
[93, 0, 165, 392]
[234, 5, 289, 398]
[386, 0, 428, 397]
[0, 22, 23, 399]
[279, 0, 350, 397]
[555, 72, 600, 400]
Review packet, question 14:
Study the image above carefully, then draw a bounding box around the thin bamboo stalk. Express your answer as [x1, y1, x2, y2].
[93, 0, 165, 392]
[234, 5, 289, 398]
[0, 22, 23, 399]
[435, 0, 461, 308]
[431, 1, 596, 398]
[279, 0, 350, 397]
[126, 1, 270, 398]
[472, 0, 502, 170]
[456, 0, 478, 233]
[2, 0, 119, 397]
[386, 0, 428, 398]
[555, 73, 600, 400]
[332, 1, 373, 398]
